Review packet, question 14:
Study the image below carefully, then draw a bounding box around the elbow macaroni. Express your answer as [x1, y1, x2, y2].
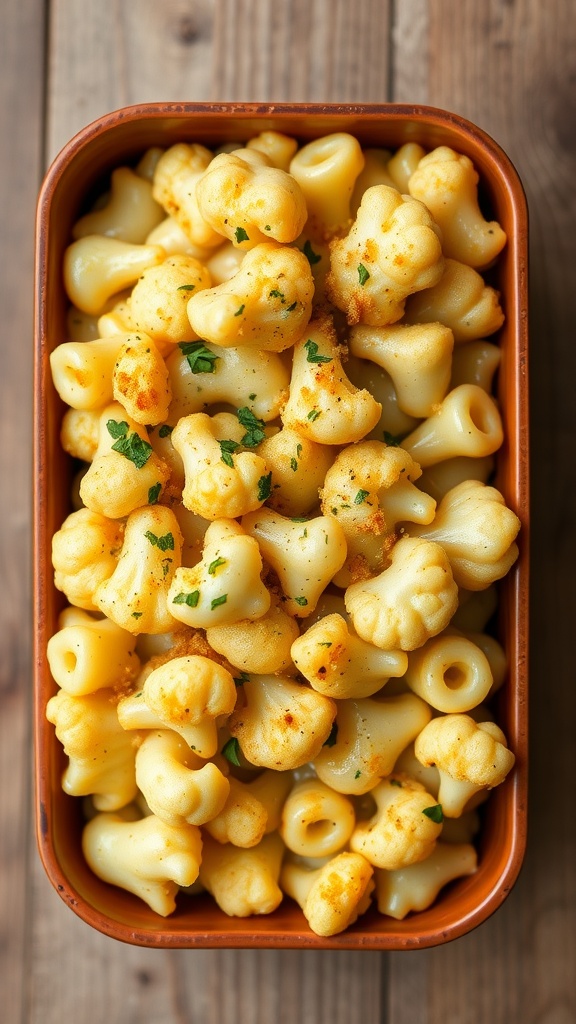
[46, 129, 519, 934]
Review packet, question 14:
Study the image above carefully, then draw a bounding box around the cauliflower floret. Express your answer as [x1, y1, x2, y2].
[196, 151, 307, 248]
[408, 146, 506, 269]
[82, 811, 202, 916]
[403, 258, 505, 342]
[199, 832, 285, 917]
[152, 142, 222, 248]
[60, 408, 98, 462]
[94, 505, 183, 634]
[345, 536, 459, 651]
[228, 673, 336, 771]
[112, 334, 171, 425]
[320, 441, 436, 586]
[281, 312, 382, 445]
[326, 185, 444, 326]
[206, 598, 300, 675]
[407, 479, 521, 590]
[186, 242, 313, 352]
[241, 507, 347, 618]
[171, 411, 269, 521]
[256, 426, 335, 517]
[167, 339, 289, 422]
[313, 692, 431, 794]
[375, 841, 477, 920]
[128, 254, 212, 350]
[72, 166, 164, 244]
[414, 713, 516, 818]
[46, 688, 140, 810]
[79, 402, 170, 520]
[350, 775, 443, 869]
[63, 235, 165, 316]
[280, 851, 374, 937]
[167, 519, 270, 629]
[52, 507, 123, 611]
[117, 655, 237, 758]
[135, 729, 230, 827]
[349, 322, 454, 418]
[291, 613, 407, 699]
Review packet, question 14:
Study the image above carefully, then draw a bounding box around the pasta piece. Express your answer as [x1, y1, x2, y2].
[289, 133, 365, 238]
[279, 779, 355, 857]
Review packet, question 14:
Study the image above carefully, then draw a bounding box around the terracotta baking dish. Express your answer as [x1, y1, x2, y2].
[34, 102, 529, 949]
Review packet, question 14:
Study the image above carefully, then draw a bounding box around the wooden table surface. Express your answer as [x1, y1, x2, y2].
[2, 1, 575, 1021]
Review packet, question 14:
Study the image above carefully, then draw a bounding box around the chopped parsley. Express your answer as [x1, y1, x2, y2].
[106, 419, 129, 439]
[211, 594, 228, 610]
[269, 288, 285, 301]
[177, 283, 195, 291]
[172, 590, 200, 607]
[422, 804, 444, 824]
[158, 424, 173, 438]
[257, 472, 273, 501]
[234, 226, 249, 244]
[323, 722, 339, 747]
[302, 239, 321, 265]
[131, 611, 143, 619]
[148, 482, 162, 505]
[283, 300, 298, 315]
[264, 224, 271, 232]
[357, 263, 370, 286]
[354, 770, 362, 779]
[318, 641, 332, 648]
[304, 339, 332, 364]
[307, 409, 321, 421]
[290, 457, 298, 472]
[249, 392, 257, 401]
[208, 556, 226, 575]
[179, 340, 219, 374]
[354, 489, 370, 504]
[390, 778, 403, 788]
[294, 596, 308, 607]
[234, 304, 245, 317]
[237, 406, 266, 446]
[383, 430, 401, 447]
[233, 671, 250, 687]
[221, 736, 242, 766]
[145, 531, 175, 552]
[219, 439, 240, 467]
[290, 517, 308, 523]
[106, 419, 152, 469]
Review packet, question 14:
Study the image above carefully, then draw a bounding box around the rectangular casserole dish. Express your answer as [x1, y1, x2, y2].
[34, 102, 529, 949]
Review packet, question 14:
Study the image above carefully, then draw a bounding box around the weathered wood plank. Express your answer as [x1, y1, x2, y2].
[0, 0, 47, 1021]
[387, 1, 576, 1020]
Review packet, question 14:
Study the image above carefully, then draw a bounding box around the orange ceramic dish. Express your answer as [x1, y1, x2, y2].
[34, 103, 529, 949]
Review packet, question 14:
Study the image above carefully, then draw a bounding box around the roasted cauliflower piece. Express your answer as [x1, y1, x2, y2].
[280, 851, 374, 937]
[112, 334, 171, 425]
[326, 185, 444, 326]
[199, 832, 285, 917]
[128, 254, 212, 350]
[152, 142, 222, 248]
[350, 774, 443, 870]
[52, 507, 123, 611]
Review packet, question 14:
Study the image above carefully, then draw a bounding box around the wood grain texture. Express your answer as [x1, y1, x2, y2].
[6, 0, 575, 1021]
[0, 1, 46, 1022]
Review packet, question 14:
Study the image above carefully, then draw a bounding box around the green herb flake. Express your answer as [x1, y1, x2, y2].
[234, 227, 249, 244]
[390, 778, 403, 788]
[290, 457, 298, 472]
[357, 263, 370, 286]
[294, 596, 308, 607]
[179, 340, 219, 374]
[221, 736, 242, 766]
[304, 339, 332, 364]
[422, 804, 444, 824]
[264, 224, 271, 232]
[106, 419, 129, 439]
[219, 439, 240, 467]
[145, 530, 175, 552]
[296, 443, 302, 457]
[383, 430, 401, 447]
[249, 392, 257, 401]
[269, 288, 285, 301]
[257, 471, 273, 501]
[173, 590, 200, 608]
[354, 489, 370, 504]
[354, 770, 362, 779]
[158, 424, 173, 438]
[290, 517, 308, 523]
[302, 239, 321, 265]
[208, 556, 226, 575]
[111, 430, 153, 469]
[237, 406, 266, 447]
[131, 612, 143, 619]
[233, 671, 250, 687]
[177, 283, 195, 291]
[162, 558, 172, 577]
[323, 722, 339, 747]
[307, 409, 321, 421]
[318, 641, 332, 648]
[148, 482, 162, 505]
[211, 594, 228, 610]
[285, 300, 297, 312]
[234, 303, 245, 317]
